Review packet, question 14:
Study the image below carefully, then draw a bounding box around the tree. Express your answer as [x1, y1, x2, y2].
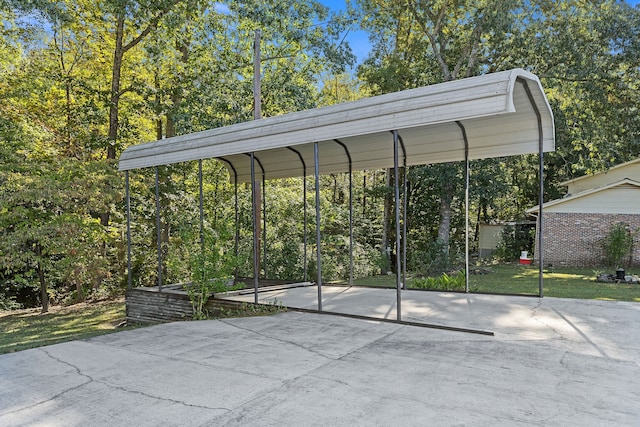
[354, 0, 640, 265]
[0, 119, 118, 311]
[355, 0, 522, 263]
[495, 0, 640, 178]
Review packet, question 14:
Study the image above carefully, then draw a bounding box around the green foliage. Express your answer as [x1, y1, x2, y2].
[355, 0, 640, 264]
[183, 226, 237, 320]
[0, 0, 353, 310]
[2, 0, 640, 314]
[602, 223, 637, 268]
[494, 225, 535, 262]
[412, 271, 466, 292]
[0, 109, 121, 309]
[408, 239, 448, 276]
[184, 279, 222, 320]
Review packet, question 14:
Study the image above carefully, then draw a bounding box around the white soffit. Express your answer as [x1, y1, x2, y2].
[118, 68, 555, 183]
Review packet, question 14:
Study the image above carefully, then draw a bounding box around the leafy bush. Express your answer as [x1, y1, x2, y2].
[408, 239, 450, 276]
[602, 222, 636, 268]
[184, 228, 237, 320]
[412, 270, 466, 291]
[494, 224, 535, 261]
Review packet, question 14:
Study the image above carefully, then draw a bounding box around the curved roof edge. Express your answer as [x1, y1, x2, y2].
[119, 68, 555, 180]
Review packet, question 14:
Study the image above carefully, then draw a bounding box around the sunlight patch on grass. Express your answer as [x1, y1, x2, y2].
[351, 264, 639, 302]
[545, 273, 584, 279]
[0, 300, 135, 355]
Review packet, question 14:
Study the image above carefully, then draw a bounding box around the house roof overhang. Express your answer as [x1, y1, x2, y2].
[526, 178, 640, 215]
[558, 158, 640, 187]
[118, 68, 555, 183]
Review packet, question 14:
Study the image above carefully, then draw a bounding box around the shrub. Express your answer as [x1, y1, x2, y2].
[412, 270, 466, 291]
[602, 222, 636, 268]
[408, 239, 450, 276]
[494, 224, 535, 261]
[184, 228, 237, 320]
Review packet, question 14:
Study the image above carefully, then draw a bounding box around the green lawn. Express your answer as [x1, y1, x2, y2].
[351, 264, 640, 302]
[0, 299, 134, 355]
[0, 297, 286, 355]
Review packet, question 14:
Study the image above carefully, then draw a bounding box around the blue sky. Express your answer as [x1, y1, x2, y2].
[320, 0, 640, 65]
[319, 0, 371, 64]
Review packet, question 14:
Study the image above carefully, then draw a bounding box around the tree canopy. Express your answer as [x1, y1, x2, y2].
[1, 0, 638, 310]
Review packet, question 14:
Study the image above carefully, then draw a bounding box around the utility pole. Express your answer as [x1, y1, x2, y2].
[254, 30, 261, 121]
[252, 30, 263, 285]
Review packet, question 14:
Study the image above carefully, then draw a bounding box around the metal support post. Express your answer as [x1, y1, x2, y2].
[348, 166, 353, 285]
[198, 160, 204, 254]
[517, 77, 545, 298]
[262, 173, 267, 278]
[303, 173, 308, 281]
[455, 121, 470, 293]
[314, 142, 322, 311]
[392, 131, 402, 321]
[250, 153, 259, 304]
[334, 139, 353, 285]
[465, 156, 470, 293]
[234, 180, 239, 275]
[125, 171, 132, 290]
[154, 167, 163, 291]
[538, 144, 544, 297]
[401, 139, 407, 289]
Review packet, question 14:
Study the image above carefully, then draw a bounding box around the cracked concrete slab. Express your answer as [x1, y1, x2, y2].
[1, 292, 639, 426]
[227, 286, 640, 357]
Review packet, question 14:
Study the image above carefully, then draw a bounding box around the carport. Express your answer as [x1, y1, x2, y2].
[118, 68, 555, 323]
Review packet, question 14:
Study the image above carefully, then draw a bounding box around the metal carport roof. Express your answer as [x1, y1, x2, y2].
[118, 68, 554, 180]
[118, 68, 556, 313]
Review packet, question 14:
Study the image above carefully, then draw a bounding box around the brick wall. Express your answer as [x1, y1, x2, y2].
[534, 213, 640, 267]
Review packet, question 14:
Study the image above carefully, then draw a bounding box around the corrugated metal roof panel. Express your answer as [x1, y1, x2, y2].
[118, 69, 555, 182]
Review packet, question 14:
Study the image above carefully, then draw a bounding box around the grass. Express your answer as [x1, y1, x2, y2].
[0, 299, 135, 355]
[0, 297, 287, 355]
[352, 264, 640, 302]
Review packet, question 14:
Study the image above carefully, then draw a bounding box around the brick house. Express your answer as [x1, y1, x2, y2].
[527, 158, 640, 267]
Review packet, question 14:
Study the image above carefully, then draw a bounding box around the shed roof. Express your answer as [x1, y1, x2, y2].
[118, 68, 555, 183]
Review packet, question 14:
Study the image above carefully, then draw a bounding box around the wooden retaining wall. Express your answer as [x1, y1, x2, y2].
[125, 286, 248, 325]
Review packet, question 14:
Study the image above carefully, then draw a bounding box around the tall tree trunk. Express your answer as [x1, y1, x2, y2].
[35, 244, 48, 313]
[156, 39, 190, 282]
[75, 281, 84, 303]
[107, 14, 125, 162]
[103, 5, 176, 225]
[101, 14, 125, 228]
[437, 181, 454, 264]
[166, 37, 189, 138]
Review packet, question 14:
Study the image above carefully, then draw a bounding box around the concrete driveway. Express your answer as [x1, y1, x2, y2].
[1, 289, 639, 426]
